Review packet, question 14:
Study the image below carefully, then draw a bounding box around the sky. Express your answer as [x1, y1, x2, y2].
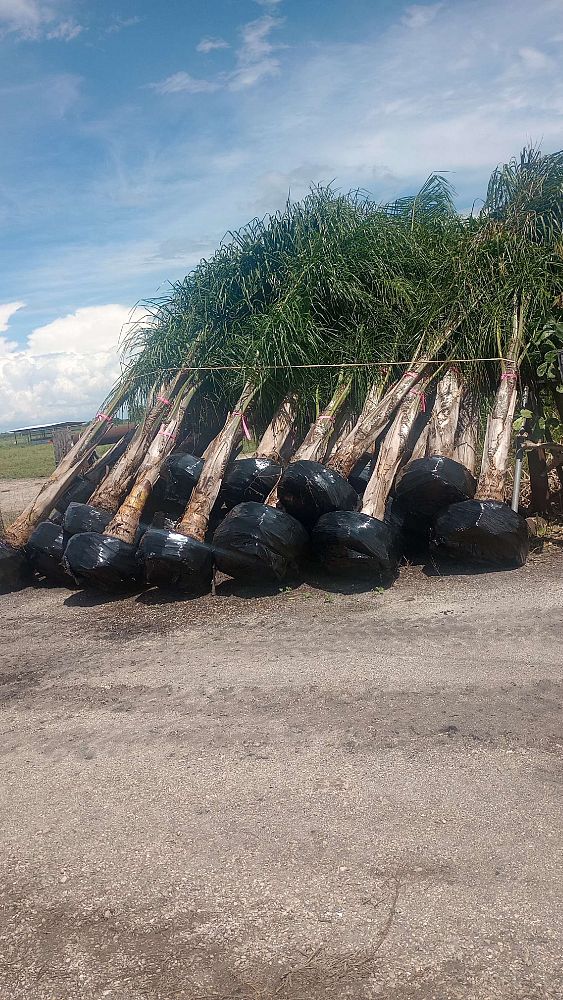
[0, 0, 562, 431]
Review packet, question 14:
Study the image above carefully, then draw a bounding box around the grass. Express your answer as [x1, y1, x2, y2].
[0, 439, 56, 480]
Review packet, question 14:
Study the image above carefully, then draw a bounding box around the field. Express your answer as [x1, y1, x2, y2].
[0, 549, 561, 998]
[0, 438, 56, 480]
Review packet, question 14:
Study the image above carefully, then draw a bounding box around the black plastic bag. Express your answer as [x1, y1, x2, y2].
[137, 527, 214, 592]
[55, 475, 95, 515]
[63, 532, 140, 590]
[63, 502, 113, 544]
[394, 456, 476, 524]
[26, 521, 73, 585]
[311, 510, 399, 580]
[220, 458, 282, 510]
[213, 501, 309, 582]
[278, 460, 358, 527]
[0, 540, 31, 594]
[164, 453, 204, 504]
[432, 499, 529, 568]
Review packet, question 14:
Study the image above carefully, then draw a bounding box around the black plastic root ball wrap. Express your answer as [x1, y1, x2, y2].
[55, 475, 95, 515]
[311, 510, 399, 581]
[63, 532, 140, 590]
[164, 453, 204, 504]
[394, 456, 476, 523]
[63, 501, 113, 543]
[26, 521, 74, 585]
[219, 458, 283, 510]
[0, 539, 32, 594]
[278, 460, 358, 527]
[432, 500, 529, 568]
[137, 528, 214, 592]
[213, 502, 310, 582]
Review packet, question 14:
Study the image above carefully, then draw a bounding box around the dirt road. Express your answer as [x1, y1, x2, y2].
[0, 550, 562, 998]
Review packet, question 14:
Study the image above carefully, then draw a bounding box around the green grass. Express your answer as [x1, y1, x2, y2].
[0, 439, 56, 479]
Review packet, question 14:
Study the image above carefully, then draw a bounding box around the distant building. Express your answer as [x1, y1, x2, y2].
[10, 421, 85, 446]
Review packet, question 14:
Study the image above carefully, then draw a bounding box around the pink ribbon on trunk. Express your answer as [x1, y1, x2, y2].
[232, 410, 252, 440]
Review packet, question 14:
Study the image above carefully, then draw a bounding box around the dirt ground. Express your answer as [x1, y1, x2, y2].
[0, 476, 47, 527]
[0, 547, 562, 999]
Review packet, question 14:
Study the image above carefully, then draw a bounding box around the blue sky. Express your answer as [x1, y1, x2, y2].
[0, 0, 562, 430]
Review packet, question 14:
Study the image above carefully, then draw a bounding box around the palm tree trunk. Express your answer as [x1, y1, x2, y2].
[477, 299, 526, 500]
[291, 375, 353, 463]
[3, 379, 132, 547]
[362, 381, 429, 521]
[265, 377, 353, 507]
[176, 383, 257, 541]
[255, 394, 297, 462]
[426, 368, 463, 457]
[453, 387, 479, 474]
[327, 324, 457, 477]
[105, 384, 199, 544]
[89, 390, 176, 513]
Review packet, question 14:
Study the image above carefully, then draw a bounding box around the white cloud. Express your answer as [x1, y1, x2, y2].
[106, 15, 141, 35]
[229, 14, 283, 89]
[149, 71, 220, 95]
[402, 3, 443, 29]
[0, 304, 139, 430]
[46, 17, 81, 40]
[0, 300, 25, 333]
[518, 46, 554, 72]
[0, 0, 82, 40]
[197, 36, 229, 53]
[151, 12, 284, 96]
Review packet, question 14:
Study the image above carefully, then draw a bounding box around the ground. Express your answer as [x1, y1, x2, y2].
[0, 545, 561, 999]
[0, 439, 56, 481]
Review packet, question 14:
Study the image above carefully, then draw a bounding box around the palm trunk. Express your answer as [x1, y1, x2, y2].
[84, 430, 135, 483]
[265, 377, 353, 507]
[426, 368, 463, 457]
[88, 387, 176, 513]
[327, 324, 457, 477]
[453, 387, 479, 475]
[362, 381, 429, 521]
[477, 299, 526, 501]
[3, 379, 132, 547]
[176, 383, 257, 541]
[105, 384, 199, 544]
[410, 420, 430, 462]
[255, 395, 297, 462]
[291, 375, 353, 463]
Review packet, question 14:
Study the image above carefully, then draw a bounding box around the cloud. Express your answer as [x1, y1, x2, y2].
[401, 3, 443, 29]
[151, 12, 284, 95]
[149, 71, 220, 95]
[46, 17, 81, 40]
[106, 15, 141, 35]
[518, 46, 554, 72]
[197, 36, 229, 53]
[229, 14, 284, 89]
[0, 0, 82, 40]
[0, 304, 139, 430]
[0, 301, 25, 333]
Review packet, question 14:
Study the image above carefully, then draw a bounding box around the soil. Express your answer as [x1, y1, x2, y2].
[0, 547, 562, 999]
[0, 476, 47, 527]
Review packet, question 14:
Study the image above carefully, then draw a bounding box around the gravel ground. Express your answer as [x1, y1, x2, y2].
[0, 547, 562, 999]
